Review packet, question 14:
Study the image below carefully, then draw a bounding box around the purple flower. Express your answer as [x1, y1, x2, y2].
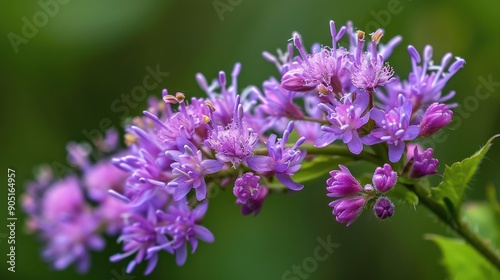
[110, 205, 170, 275]
[348, 29, 394, 91]
[262, 42, 294, 74]
[405, 45, 465, 110]
[42, 211, 105, 273]
[362, 95, 420, 162]
[83, 160, 128, 202]
[241, 186, 268, 216]
[206, 102, 258, 167]
[419, 103, 453, 137]
[66, 142, 90, 169]
[329, 196, 366, 227]
[246, 121, 306, 191]
[232, 172, 269, 216]
[35, 176, 104, 273]
[155, 201, 214, 266]
[167, 138, 223, 201]
[196, 63, 255, 126]
[372, 164, 397, 193]
[316, 93, 370, 154]
[233, 173, 261, 204]
[95, 196, 130, 235]
[112, 143, 173, 207]
[410, 147, 439, 178]
[373, 196, 395, 219]
[281, 21, 349, 96]
[147, 94, 207, 144]
[406, 143, 424, 162]
[326, 165, 363, 197]
[254, 77, 304, 119]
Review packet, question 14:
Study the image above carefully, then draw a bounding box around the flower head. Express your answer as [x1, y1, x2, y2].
[167, 138, 223, 201]
[207, 101, 258, 167]
[316, 93, 370, 154]
[363, 94, 420, 162]
[110, 205, 170, 275]
[247, 121, 306, 191]
[233, 173, 261, 204]
[281, 21, 349, 96]
[155, 201, 214, 266]
[348, 29, 394, 91]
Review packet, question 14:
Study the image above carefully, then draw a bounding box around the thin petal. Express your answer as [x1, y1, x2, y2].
[403, 125, 420, 140]
[246, 156, 274, 172]
[194, 225, 215, 243]
[276, 173, 303, 191]
[201, 159, 223, 174]
[175, 245, 188, 266]
[388, 142, 405, 162]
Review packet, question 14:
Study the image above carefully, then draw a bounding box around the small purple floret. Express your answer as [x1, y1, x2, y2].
[373, 196, 395, 219]
[372, 164, 397, 193]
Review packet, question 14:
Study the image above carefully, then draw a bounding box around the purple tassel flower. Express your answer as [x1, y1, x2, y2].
[405, 45, 465, 109]
[233, 173, 269, 216]
[348, 29, 394, 92]
[247, 121, 306, 191]
[316, 93, 370, 154]
[110, 204, 170, 275]
[281, 21, 349, 96]
[373, 196, 395, 219]
[326, 165, 363, 197]
[206, 101, 258, 167]
[155, 201, 215, 266]
[372, 164, 397, 193]
[419, 102, 453, 137]
[410, 147, 439, 178]
[233, 173, 261, 204]
[167, 138, 223, 201]
[363, 94, 420, 162]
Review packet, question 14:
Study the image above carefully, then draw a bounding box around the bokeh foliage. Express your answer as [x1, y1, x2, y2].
[1, 0, 499, 279]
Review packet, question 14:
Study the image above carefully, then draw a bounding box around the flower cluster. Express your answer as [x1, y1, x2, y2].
[327, 164, 397, 226]
[23, 20, 462, 275]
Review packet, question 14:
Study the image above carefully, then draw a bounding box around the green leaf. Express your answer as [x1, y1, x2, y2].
[426, 234, 500, 280]
[267, 155, 352, 188]
[431, 134, 500, 214]
[387, 183, 419, 206]
[463, 202, 500, 251]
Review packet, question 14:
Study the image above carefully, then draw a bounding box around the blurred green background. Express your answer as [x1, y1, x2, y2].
[1, 0, 499, 279]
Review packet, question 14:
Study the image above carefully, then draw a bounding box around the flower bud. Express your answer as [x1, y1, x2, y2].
[281, 69, 315, 92]
[419, 103, 453, 137]
[410, 148, 439, 178]
[329, 196, 366, 227]
[326, 165, 363, 197]
[372, 164, 397, 193]
[373, 196, 394, 219]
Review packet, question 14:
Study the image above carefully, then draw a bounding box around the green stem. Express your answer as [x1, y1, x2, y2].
[406, 183, 500, 270]
[254, 144, 385, 165]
